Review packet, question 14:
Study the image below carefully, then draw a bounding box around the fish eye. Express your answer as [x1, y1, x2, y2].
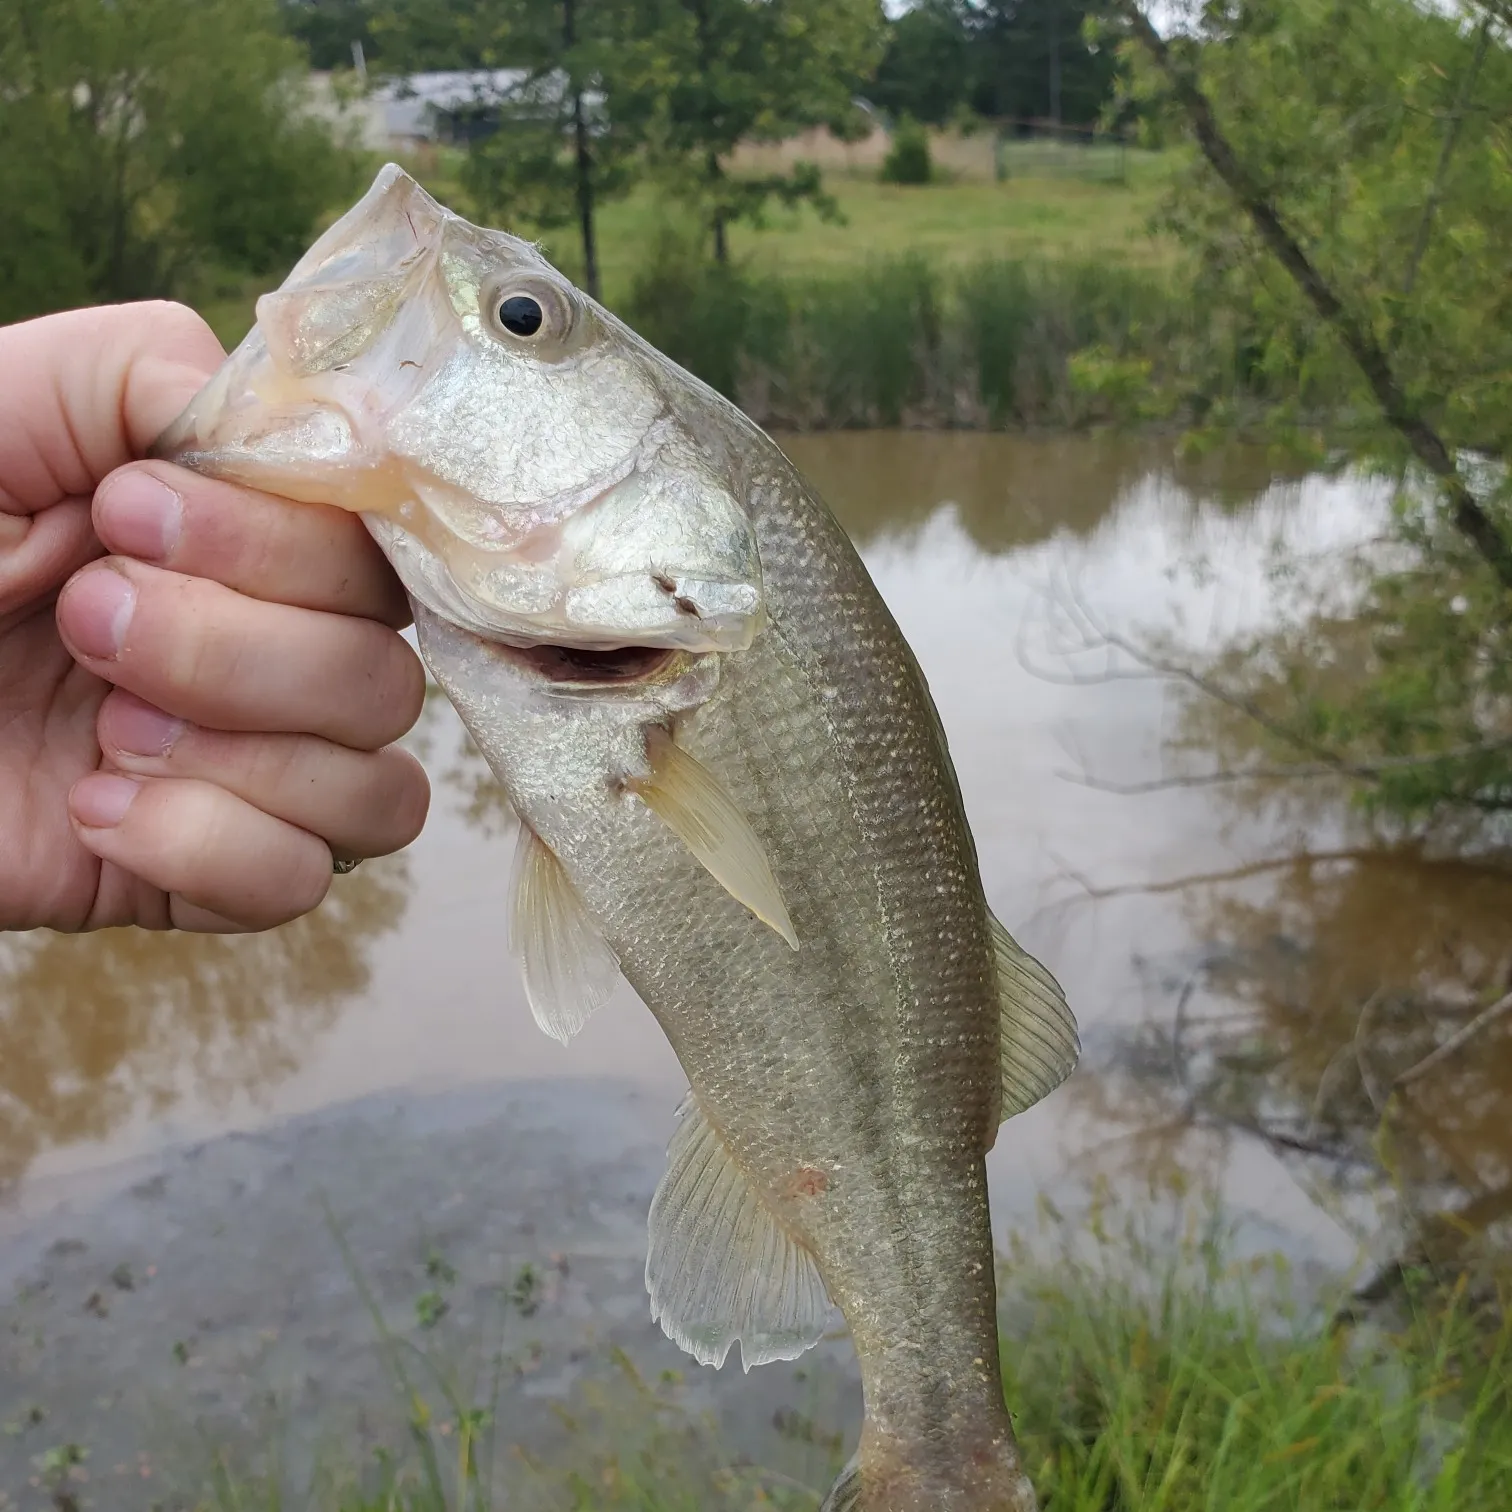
[497, 294, 543, 338]
[484, 280, 574, 346]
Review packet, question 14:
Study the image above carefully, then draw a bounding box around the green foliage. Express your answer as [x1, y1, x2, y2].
[880, 116, 934, 184]
[0, 0, 361, 325]
[610, 0, 883, 260]
[624, 243, 1206, 429]
[1107, 0, 1512, 826]
[1004, 1220, 1512, 1511]
[198, 1213, 1512, 1511]
[281, 0, 381, 68]
[871, 1, 1123, 128]
[1119, 0, 1512, 466]
[871, 0, 973, 125]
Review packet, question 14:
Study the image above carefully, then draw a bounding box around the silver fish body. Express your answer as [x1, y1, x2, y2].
[157, 165, 1079, 1512]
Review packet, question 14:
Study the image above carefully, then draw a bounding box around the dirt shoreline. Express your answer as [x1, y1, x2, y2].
[0, 1078, 860, 1509]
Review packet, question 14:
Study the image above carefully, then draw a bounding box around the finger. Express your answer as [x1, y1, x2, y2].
[0, 498, 99, 626]
[56, 559, 425, 750]
[68, 772, 333, 932]
[94, 462, 410, 628]
[97, 691, 430, 858]
[1, 303, 224, 516]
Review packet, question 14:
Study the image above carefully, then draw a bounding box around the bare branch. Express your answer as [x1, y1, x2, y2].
[1112, 1, 1512, 590]
[1047, 848, 1376, 905]
[1058, 735, 1512, 796]
[1394, 988, 1512, 1090]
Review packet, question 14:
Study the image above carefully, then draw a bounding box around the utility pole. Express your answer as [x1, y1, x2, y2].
[562, 0, 600, 299]
[1049, 0, 1062, 125]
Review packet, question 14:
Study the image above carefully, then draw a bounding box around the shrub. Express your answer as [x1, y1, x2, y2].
[880, 117, 933, 185]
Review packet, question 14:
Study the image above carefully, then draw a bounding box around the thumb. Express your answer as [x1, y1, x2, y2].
[0, 301, 226, 518]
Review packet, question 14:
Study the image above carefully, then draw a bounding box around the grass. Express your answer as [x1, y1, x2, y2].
[158, 1209, 1512, 1512]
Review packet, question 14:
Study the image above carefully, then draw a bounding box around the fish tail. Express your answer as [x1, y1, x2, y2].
[819, 1434, 1040, 1512]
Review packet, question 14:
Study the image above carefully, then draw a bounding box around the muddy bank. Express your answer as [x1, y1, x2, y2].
[0, 1079, 858, 1510]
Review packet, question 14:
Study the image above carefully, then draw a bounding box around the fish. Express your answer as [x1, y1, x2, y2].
[154, 164, 1080, 1512]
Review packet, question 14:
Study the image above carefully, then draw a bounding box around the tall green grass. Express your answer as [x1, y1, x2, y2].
[188, 1213, 1512, 1512]
[623, 238, 1275, 432]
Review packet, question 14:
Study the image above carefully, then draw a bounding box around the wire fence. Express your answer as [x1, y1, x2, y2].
[992, 119, 1131, 186]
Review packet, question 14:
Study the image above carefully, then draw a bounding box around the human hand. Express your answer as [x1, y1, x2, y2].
[0, 302, 429, 933]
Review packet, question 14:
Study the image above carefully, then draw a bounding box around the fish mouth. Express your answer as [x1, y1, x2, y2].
[498, 642, 684, 687]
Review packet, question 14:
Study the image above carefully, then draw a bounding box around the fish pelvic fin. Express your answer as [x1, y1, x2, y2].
[508, 822, 621, 1043]
[628, 725, 798, 950]
[646, 1091, 830, 1372]
[991, 915, 1080, 1123]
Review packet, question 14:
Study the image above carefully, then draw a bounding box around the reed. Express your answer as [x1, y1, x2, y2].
[623, 247, 1248, 432]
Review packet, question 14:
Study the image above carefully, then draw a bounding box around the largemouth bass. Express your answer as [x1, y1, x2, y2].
[155, 165, 1079, 1512]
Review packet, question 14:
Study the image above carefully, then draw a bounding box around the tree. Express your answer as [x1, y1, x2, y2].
[373, 0, 635, 301]
[614, 0, 885, 264]
[0, 0, 361, 325]
[1095, 0, 1512, 826]
[967, 1, 1119, 126]
[280, 0, 381, 68]
[870, 1, 972, 125]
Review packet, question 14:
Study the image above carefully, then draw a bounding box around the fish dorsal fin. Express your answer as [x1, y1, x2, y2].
[508, 822, 621, 1044]
[629, 727, 798, 951]
[990, 915, 1080, 1121]
[646, 1092, 831, 1372]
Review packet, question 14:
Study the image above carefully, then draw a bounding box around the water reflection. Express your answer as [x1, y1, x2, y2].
[1083, 843, 1512, 1292]
[0, 859, 408, 1189]
[780, 432, 1307, 551]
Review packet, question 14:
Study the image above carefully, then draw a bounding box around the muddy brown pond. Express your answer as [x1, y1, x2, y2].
[3, 433, 1510, 1507]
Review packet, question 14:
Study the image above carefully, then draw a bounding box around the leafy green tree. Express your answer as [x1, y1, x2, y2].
[968, 1, 1118, 126]
[871, 1, 972, 125]
[0, 0, 361, 324]
[373, 0, 636, 300]
[1105, 0, 1512, 826]
[614, 0, 886, 264]
[280, 0, 382, 68]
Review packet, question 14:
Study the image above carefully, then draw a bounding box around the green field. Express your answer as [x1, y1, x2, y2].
[191, 154, 1179, 351]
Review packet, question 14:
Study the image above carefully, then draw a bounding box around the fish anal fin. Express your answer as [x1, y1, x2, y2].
[646, 1092, 830, 1372]
[508, 822, 621, 1044]
[628, 726, 798, 950]
[991, 916, 1080, 1123]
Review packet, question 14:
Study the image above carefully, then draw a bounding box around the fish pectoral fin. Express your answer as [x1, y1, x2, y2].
[646, 1091, 830, 1372]
[991, 915, 1080, 1123]
[508, 822, 621, 1044]
[628, 727, 798, 950]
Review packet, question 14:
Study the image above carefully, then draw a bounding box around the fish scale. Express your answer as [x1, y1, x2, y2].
[156, 162, 1079, 1512]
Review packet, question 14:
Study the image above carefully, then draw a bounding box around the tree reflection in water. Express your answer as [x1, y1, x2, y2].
[0, 856, 409, 1189]
[1077, 844, 1512, 1307]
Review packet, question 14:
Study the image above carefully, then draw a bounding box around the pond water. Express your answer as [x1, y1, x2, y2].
[4, 432, 1511, 1501]
[6, 432, 1510, 1245]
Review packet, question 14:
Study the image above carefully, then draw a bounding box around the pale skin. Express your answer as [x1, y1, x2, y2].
[0, 301, 431, 933]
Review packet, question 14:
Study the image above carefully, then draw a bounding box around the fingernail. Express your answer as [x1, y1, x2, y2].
[70, 774, 142, 829]
[109, 696, 185, 758]
[96, 470, 182, 561]
[62, 568, 136, 660]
